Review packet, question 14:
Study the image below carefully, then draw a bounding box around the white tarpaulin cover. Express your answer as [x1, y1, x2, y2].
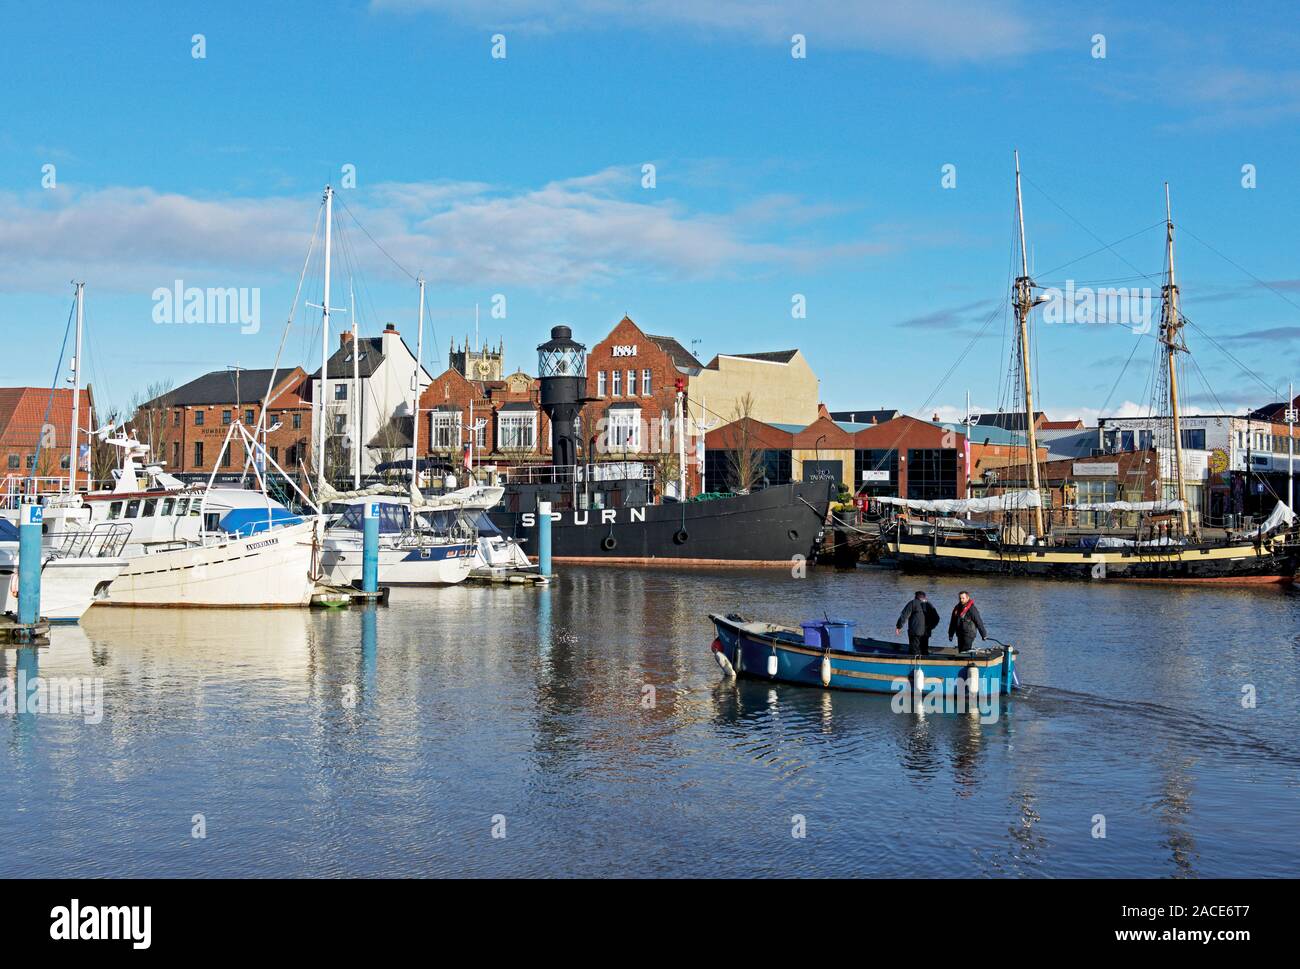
[877, 490, 1042, 515]
[1066, 499, 1187, 513]
[1091, 535, 1185, 548]
[1248, 502, 1296, 538]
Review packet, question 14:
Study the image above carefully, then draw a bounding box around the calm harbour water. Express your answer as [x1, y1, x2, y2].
[3, 566, 1299, 878]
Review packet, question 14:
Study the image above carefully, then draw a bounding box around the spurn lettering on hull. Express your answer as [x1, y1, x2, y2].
[521, 507, 646, 527]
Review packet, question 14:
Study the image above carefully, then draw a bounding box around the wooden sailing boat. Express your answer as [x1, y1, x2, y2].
[883, 156, 1297, 582]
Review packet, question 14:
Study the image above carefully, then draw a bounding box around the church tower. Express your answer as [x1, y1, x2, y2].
[449, 337, 505, 381]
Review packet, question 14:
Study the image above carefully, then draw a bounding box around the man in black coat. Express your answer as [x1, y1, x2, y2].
[948, 591, 988, 653]
[896, 591, 940, 655]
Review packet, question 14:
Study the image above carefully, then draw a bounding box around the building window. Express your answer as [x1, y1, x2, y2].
[607, 408, 641, 450]
[333, 413, 347, 435]
[906, 448, 958, 501]
[245, 408, 255, 424]
[221, 446, 233, 469]
[222, 409, 232, 425]
[627, 369, 637, 396]
[292, 412, 302, 430]
[172, 442, 180, 468]
[173, 410, 181, 427]
[194, 442, 204, 466]
[334, 384, 348, 400]
[194, 410, 205, 426]
[705, 448, 791, 490]
[854, 449, 899, 496]
[612, 370, 621, 397]
[431, 411, 461, 449]
[25, 455, 35, 470]
[498, 412, 537, 450]
[597, 371, 607, 397]
[269, 446, 279, 463]
[642, 369, 651, 396]
[6, 454, 17, 470]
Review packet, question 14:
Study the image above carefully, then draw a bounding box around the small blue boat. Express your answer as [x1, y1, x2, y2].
[708, 613, 1018, 698]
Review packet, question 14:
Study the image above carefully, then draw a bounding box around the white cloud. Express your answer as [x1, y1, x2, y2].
[0, 168, 880, 294]
[371, 0, 1040, 62]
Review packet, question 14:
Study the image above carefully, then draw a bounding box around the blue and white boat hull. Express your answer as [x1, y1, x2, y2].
[709, 613, 1017, 698]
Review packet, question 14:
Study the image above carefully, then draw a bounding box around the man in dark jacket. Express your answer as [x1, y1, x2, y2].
[948, 591, 988, 653]
[896, 591, 940, 655]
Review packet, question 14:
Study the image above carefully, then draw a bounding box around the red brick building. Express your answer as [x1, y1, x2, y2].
[583, 315, 705, 490]
[133, 367, 312, 479]
[0, 386, 96, 489]
[418, 366, 551, 469]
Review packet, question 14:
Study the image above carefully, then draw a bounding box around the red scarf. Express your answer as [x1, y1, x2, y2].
[954, 599, 974, 619]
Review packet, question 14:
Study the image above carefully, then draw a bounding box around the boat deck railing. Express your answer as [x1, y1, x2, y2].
[46, 522, 132, 560]
[504, 462, 656, 486]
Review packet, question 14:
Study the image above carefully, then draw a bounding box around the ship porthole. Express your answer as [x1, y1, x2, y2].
[601, 536, 617, 551]
[673, 529, 689, 545]
[788, 529, 799, 541]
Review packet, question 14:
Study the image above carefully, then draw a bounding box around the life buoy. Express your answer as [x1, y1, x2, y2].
[601, 535, 617, 551]
[673, 529, 689, 545]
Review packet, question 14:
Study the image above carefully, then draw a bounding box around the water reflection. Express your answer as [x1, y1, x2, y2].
[0, 565, 1297, 877]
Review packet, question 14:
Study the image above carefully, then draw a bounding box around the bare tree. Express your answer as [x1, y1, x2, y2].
[127, 379, 175, 464]
[90, 404, 123, 486]
[725, 392, 762, 493]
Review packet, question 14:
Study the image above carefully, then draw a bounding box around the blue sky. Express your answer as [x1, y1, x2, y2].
[2, 0, 1299, 423]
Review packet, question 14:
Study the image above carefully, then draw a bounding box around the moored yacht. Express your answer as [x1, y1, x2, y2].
[319, 495, 477, 586]
[42, 428, 320, 607]
[0, 518, 129, 622]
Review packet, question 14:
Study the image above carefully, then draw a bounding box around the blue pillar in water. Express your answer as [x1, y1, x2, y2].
[17, 500, 43, 626]
[537, 499, 552, 576]
[362, 501, 379, 594]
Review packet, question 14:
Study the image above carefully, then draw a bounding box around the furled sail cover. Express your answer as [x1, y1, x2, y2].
[1065, 499, 1187, 513]
[1248, 502, 1296, 538]
[876, 489, 1042, 514]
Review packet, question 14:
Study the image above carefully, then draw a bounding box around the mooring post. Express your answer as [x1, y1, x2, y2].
[362, 500, 379, 594]
[537, 500, 552, 577]
[17, 499, 43, 626]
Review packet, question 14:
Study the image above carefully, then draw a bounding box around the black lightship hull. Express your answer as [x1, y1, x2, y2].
[490, 481, 833, 565]
[886, 532, 1296, 584]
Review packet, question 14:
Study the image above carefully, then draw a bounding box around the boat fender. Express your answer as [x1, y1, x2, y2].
[820, 654, 832, 687]
[601, 535, 617, 551]
[710, 638, 736, 677]
[673, 529, 689, 545]
[768, 653, 779, 678]
[966, 665, 980, 712]
[912, 668, 925, 693]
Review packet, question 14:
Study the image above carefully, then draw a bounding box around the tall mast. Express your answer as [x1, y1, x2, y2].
[1013, 151, 1046, 537]
[318, 184, 334, 494]
[410, 276, 426, 491]
[351, 277, 361, 488]
[1161, 183, 1192, 536]
[69, 280, 84, 492]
